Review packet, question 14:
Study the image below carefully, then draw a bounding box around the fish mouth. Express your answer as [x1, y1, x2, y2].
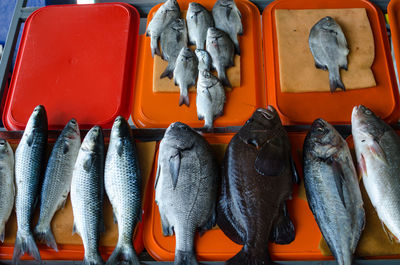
[0, 139, 6, 146]
[257, 106, 276, 119]
[311, 118, 328, 134]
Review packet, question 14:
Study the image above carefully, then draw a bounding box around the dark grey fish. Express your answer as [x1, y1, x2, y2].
[160, 18, 188, 79]
[71, 126, 105, 265]
[186, 2, 214, 50]
[212, 0, 242, 54]
[309, 16, 349, 92]
[34, 119, 81, 252]
[105, 117, 141, 265]
[206, 27, 234, 88]
[13, 105, 48, 265]
[173, 47, 198, 107]
[146, 0, 180, 57]
[195, 49, 212, 72]
[0, 139, 14, 243]
[304, 118, 365, 265]
[155, 122, 219, 265]
[218, 106, 298, 265]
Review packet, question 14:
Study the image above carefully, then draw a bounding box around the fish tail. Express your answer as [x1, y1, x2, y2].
[150, 35, 161, 58]
[160, 64, 174, 79]
[329, 67, 345, 92]
[105, 241, 140, 265]
[34, 224, 58, 252]
[179, 86, 190, 107]
[174, 250, 198, 265]
[218, 69, 232, 88]
[226, 245, 273, 265]
[12, 231, 42, 265]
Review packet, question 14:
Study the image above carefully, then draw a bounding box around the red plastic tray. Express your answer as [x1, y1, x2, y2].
[3, 3, 140, 130]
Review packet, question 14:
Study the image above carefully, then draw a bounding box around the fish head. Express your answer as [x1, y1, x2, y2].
[318, 16, 341, 32]
[164, 0, 180, 11]
[178, 47, 196, 62]
[25, 105, 48, 133]
[218, 0, 234, 7]
[207, 27, 224, 40]
[111, 116, 131, 139]
[163, 122, 196, 150]
[195, 49, 211, 69]
[0, 139, 12, 159]
[81, 125, 104, 153]
[171, 18, 186, 32]
[63, 118, 80, 140]
[188, 2, 203, 13]
[198, 70, 219, 86]
[307, 118, 342, 157]
[352, 105, 386, 145]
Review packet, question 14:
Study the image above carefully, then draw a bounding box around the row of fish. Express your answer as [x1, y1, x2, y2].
[0, 106, 142, 265]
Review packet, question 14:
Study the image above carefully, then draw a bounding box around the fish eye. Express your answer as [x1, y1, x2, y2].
[365, 110, 372, 115]
[317, 127, 324, 133]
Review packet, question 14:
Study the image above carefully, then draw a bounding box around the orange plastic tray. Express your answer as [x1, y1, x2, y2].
[143, 132, 337, 261]
[263, 0, 400, 125]
[132, 0, 265, 128]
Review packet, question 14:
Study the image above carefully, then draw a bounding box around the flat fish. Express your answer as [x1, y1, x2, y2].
[187, 2, 214, 50]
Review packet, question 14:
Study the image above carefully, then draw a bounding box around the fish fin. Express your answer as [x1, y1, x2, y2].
[225, 246, 272, 265]
[63, 141, 70, 154]
[328, 67, 345, 92]
[12, 232, 42, 265]
[154, 162, 161, 190]
[179, 94, 190, 107]
[160, 64, 174, 79]
[83, 255, 104, 265]
[72, 223, 78, 236]
[105, 242, 140, 265]
[290, 155, 300, 184]
[83, 154, 95, 172]
[33, 226, 58, 252]
[198, 114, 204, 121]
[226, 7, 232, 18]
[254, 138, 287, 176]
[369, 140, 387, 164]
[27, 133, 34, 147]
[199, 209, 216, 236]
[175, 250, 197, 265]
[113, 211, 118, 224]
[234, 44, 240, 56]
[381, 220, 398, 243]
[150, 35, 160, 58]
[315, 62, 327, 70]
[269, 203, 295, 244]
[116, 139, 123, 157]
[160, 212, 174, 236]
[204, 88, 212, 102]
[341, 63, 348, 71]
[219, 70, 232, 88]
[217, 196, 245, 244]
[169, 151, 181, 189]
[358, 154, 367, 179]
[326, 156, 347, 208]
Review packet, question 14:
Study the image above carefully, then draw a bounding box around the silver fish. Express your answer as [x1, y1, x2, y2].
[13, 105, 47, 265]
[71, 126, 105, 265]
[206, 27, 234, 88]
[146, 0, 180, 57]
[173, 47, 198, 107]
[196, 70, 225, 129]
[160, 18, 188, 79]
[304, 118, 365, 265]
[105, 117, 141, 265]
[186, 2, 214, 50]
[212, 0, 242, 54]
[0, 139, 14, 243]
[309, 16, 349, 92]
[195, 49, 212, 72]
[352, 105, 400, 241]
[155, 122, 219, 265]
[34, 119, 81, 252]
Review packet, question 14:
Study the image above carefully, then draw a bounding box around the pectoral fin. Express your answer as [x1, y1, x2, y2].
[255, 139, 287, 176]
[369, 140, 387, 164]
[169, 151, 181, 189]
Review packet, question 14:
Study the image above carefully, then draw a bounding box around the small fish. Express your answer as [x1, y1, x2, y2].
[71, 126, 105, 265]
[206, 27, 234, 88]
[146, 0, 180, 57]
[212, 0, 243, 54]
[160, 18, 188, 79]
[352, 105, 400, 242]
[105, 117, 141, 265]
[196, 70, 225, 129]
[13, 105, 48, 265]
[309, 16, 349, 92]
[0, 139, 14, 243]
[304, 118, 365, 265]
[186, 2, 214, 50]
[155, 122, 219, 265]
[173, 47, 198, 107]
[195, 49, 212, 72]
[34, 119, 81, 252]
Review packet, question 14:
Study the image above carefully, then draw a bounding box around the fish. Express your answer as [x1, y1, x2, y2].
[105, 116, 141, 265]
[71, 126, 105, 265]
[0, 139, 15, 243]
[173, 47, 198, 107]
[309, 16, 349, 92]
[195, 49, 212, 72]
[160, 18, 188, 79]
[146, 0, 180, 57]
[34, 119, 81, 252]
[13, 105, 48, 265]
[352, 105, 400, 242]
[217, 106, 298, 265]
[303, 118, 365, 265]
[206, 27, 234, 88]
[186, 2, 214, 50]
[196, 70, 225, 129]
[212, 0, 243, 54]
[155, 122, 219, 265]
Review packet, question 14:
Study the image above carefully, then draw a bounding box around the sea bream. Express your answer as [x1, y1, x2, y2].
[155, 122, 219, 265]
[309, 16, 349, 92]
[304, 118, 365, 265]
[146, 0, 180, 57]
[352, 105, 400, 242]
[186, 2, 214, 50]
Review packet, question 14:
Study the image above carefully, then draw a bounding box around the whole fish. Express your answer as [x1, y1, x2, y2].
[195, 49, 212, 72]
[304, 118, 365, 265]
[186, 2, 214, 50]
[0, 139, 14, 243]
[13, 105, 47, 265]
[173, 47, 198, 107]
[206, 27, 234, 88]
[309, 16, 349, 92]
[160, 18, 188, 79]
[352, 105, 400, 241]
[71, 126, 105, 265]
[146, 0, 180, 57]
[218, 106, 298, 265]
[34, 119, 81, 252]
[196, 70, 225, 129]
[155, 122, 219, 265]
[105, 117, 141, 265]
[212, 0, 242, 54]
